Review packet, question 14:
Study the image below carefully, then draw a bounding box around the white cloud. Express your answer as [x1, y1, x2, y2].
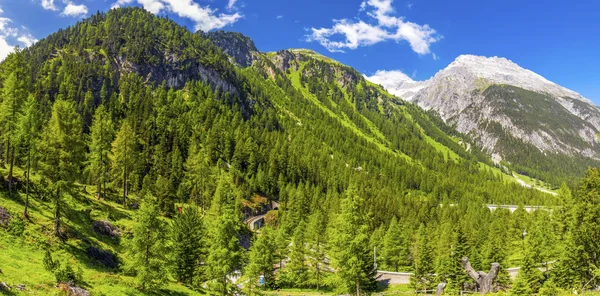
[62, 2, 88, 17]
[276, 15, 283, 19]
[432, 53, 438, 60]
[307, 0, 440, 55]
[226, 0, 237, 10]
[0, 13, 38, 61]
[111, 0, 242, 31]
[18, 34, 37, 47]
[41, 0, 59, 11]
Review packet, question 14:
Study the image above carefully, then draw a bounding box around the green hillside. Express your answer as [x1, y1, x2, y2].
[0, 7, 594, 296]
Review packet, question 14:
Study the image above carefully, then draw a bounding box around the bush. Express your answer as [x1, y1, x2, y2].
[43, 250, 58, 271]
[8, 214, 25, 236]
[54, 262, 83, 285]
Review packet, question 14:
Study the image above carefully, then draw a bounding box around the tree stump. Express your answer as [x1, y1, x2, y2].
[461, 256, 499, 294]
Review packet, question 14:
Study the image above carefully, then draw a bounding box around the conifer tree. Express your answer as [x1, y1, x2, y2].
[16, 94, 42, 217]
[128, 196, 167, 291]
[244, 226, 277, 293]
[38, 99, 84, 239]
[87, 105, 114, 199]
[170, 205, 205, 286]
[205, 174, 242, 295]
[512, 241, 544, 294]
[306, 209, 328, 290]
[328, 187, 376, 295]
[383, 216, 406, 272]
[0, 72, 25, 194]
[111, 120, 135, 207]
[281, 220, 309, 287]
[411, 224, 435, 291]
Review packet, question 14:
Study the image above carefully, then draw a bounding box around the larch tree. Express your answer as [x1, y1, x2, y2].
[111, 120, 135, 207]
[281, 219, 309, 287]
[382, 216, 406, 272]
[38, 99, 84, 239]
[87, 105, 114, 199]
[411, 224, 435, 292]
[306, 209, 328, 290]
[328, 186, 376, 295]
[244, 226, 277, 294]
[0, 71, 25, 194]
[16, 94, 42, 218]
[205, 174, 242, 295]
[128, 196, 167, 291]
[170, 204, 205, 287]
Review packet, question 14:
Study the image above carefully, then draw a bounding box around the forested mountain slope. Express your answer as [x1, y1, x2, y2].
[0, 7, 587, 295]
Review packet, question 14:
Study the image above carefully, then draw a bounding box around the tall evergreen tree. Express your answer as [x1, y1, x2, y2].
[170, 205, 205, 287]
[38, 99, 84, 239]
[111, 120, 135, 207]
[244, 226, 277, 294]
[16, 94, 42, 217]
[128, 196, 167, 291]
[328, 187, 376, 295]
[281, 220, 309, 288]
[205, 174, 242, 295]
[306, 209, 328, 290]
[410, 224, 435, 292]
[0, 72, 25, 194]
[87, 105, 114, 199]
[383, 216, 407, 272]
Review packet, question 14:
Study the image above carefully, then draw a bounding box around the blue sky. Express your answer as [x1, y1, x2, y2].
[1, 0, 600, 103]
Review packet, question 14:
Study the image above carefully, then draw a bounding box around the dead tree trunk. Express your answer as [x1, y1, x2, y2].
[436, 282, 446, 296]
[461, 256, 499, 294]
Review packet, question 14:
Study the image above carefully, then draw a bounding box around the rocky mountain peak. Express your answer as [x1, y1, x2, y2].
[202, 30, 260, 67]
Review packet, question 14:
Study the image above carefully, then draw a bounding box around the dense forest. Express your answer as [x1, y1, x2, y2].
[0, 7, 597, 295]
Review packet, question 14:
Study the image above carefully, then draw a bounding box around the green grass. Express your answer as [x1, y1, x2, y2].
[0, 167, 204, 296]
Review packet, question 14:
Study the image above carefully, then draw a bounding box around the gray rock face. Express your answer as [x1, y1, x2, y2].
[114, 55, 239, 96]
[203, 31, 260, 68]
[368, 54, 600, 162]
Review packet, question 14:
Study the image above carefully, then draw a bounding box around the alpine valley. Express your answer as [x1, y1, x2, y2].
[1, 7, 600, 296]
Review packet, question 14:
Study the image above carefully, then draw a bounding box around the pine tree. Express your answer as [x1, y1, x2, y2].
[565, 168, 600, 288]
[328, 187, 376, 295]
[512, 241, 544, 294]
[306, 209, 328, 290]
[383, 216, 406, 272]
[281, 220, 309, 288]
[410, 224, 435, 292]
[170, 205, 205, 287]
[182, 141, 213, 209]
[0, 72, 25, 194]
[111, 120, 135, 207]
[38, 99, 84, 239]
[87, 105, 114, 199]
[244, 226, 277, 294]
[15, 94, 42, 218]
[205, 174, 242, 295]
[128, 196, 167, 291]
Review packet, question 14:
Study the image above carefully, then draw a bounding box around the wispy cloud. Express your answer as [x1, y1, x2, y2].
[62, 1, 88, 17]
[40, 0, 59, 11]
[226, 0, 237, 10]
[0, 12, 38, 61]
[111, 0, 242, 31]
[306, 0, 441, 55]
[276, 15, 283, 19]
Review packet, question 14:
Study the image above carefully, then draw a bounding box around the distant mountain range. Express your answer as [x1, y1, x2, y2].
[367, 55, 600, 182]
